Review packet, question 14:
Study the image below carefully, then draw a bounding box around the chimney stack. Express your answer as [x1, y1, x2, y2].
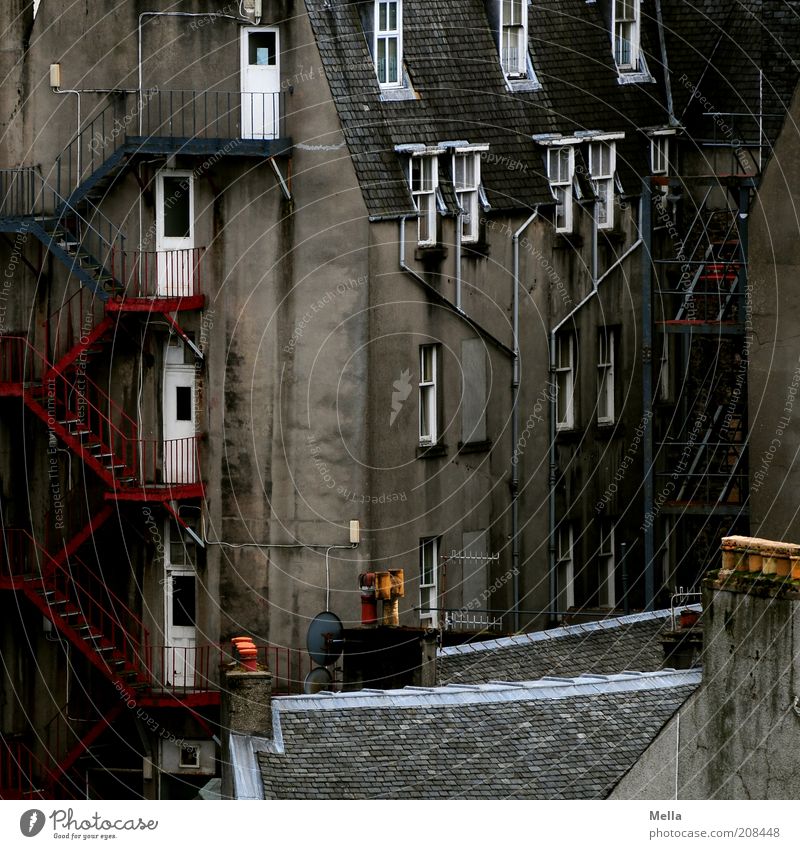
[220, 641, 273, 798]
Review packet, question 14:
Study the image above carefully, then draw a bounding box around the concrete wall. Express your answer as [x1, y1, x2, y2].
[614, 580, 800, 799]
[748, 83, 800, 540]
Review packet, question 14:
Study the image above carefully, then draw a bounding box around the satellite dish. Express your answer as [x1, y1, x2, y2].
[306, 610, 344, 667]
[304, 666, 334, 694]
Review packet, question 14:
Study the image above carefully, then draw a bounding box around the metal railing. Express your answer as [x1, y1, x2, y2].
[442, 609, 504, 632]
[0, 738, 45, 799]
[54, 89, 285, 204]
[111, 247, 204, 299]
[0, 167, 45, 217]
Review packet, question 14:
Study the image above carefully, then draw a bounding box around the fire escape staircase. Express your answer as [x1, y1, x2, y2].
[657, 190, 750, 514]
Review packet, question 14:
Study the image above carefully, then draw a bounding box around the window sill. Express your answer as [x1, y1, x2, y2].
[380, 85, 419, 102]
[600, 227, 626, 245]
[462, 240, 490, 258]
[555, 427, 581, 442]
[593, 421, 618, 440]
[505, 76, 543, 93]
[616, 69, 655, 86]
[458, 439, 492, 455]
[415, 245, 448, 263]
[417, 442, 448, 459]
[553, 232, 584, 250]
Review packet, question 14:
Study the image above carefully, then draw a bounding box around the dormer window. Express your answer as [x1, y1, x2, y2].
[375, 1, 402, 87]
[588, 141, 616, 230]
[547, 146, 575, 233]
[453, 150, 481, 243]
[613, 0, 640, 71]
[501, 0, 528, 78]
[409, 154, 439, 246]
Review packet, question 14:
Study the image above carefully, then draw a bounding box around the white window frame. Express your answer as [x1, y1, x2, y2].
[598, 520, 616, 608]
[597, 328, 615, 425]
[547, 146, 575, 233]
[651, 135, 669, 175]
[375, 0, 403, 88]
[409, 154, 438, 246]
[613, 0, 640, 71]
[453, 150, 481, 243]
[419, 344, 439, 445]
[419, 536, 440, 627]
[556, 523, 574, 612]
[589, 141, 616, 230]
[501, 0, 528, 79]
[555, 331, 575, 431]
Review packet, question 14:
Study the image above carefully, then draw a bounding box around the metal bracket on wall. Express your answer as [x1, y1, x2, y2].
[164, 312, 204, 361]
[269, 156, 292, 200]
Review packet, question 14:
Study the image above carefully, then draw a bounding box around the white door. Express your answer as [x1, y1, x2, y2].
[163, 341, 196, 484]
[240, 28, 280, 139]
[155, 172, 194, 297]
[164, 522, 197, 689]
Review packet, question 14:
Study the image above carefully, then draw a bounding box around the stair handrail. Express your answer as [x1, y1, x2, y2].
[0, 336, 139, 479]
[4, 527, 150, 673]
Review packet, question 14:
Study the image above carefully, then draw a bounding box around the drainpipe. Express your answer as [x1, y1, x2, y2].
[455, 211, 463, 312]
[512, 210, 539, 632]
[548, 232, 643, 621]
[642, 183, 655, 609]
[654, 0, 677, 127]
[52, 88, 80, 186]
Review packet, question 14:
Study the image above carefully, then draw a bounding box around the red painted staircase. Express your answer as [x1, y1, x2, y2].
[0, 336, 202, 497]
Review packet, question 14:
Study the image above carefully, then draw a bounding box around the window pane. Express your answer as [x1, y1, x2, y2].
[388, 2, 397, 30]
[387, 38, 398, 83]
[379, 2, 387, 31]
[163, 178, 190, 239]
[172, 575, 196, 627]
[248, 32, 277, 66]
[176, 385, 192, 421]
[377, 39, 387, 83]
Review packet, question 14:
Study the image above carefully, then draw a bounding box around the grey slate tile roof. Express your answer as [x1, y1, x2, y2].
[438, 608, 678, 685]
[305, 1, 800, 217]
[255, 669, 700, 799]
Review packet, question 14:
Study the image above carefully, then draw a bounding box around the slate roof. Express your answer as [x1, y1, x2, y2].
[305, 0, 669, 217]
[437, 608, 678, 685]
[251, 669, 700, 799]
[305, 1, 800, 218]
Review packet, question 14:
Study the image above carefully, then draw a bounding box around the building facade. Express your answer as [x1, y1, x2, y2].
[1, 0, 798, 798]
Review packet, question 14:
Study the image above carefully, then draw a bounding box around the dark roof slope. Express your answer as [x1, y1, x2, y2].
[255, 669, 699, 799]
[438, 609, 676, 685]
[305, 0, 668, 216]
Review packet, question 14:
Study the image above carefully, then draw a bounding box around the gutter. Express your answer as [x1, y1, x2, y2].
[511, 210, 539, 632]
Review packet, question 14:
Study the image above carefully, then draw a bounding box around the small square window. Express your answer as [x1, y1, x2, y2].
[180, 745, 201, 769]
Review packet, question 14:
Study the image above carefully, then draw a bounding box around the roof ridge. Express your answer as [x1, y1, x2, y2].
[437, 607, 683, 658]
[273, 668, 701, 712]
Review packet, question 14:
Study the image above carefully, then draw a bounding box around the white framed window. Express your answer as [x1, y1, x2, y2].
[419, 536, 440, 627]
[409, 154, 438, 246]
[375, 1, 403, 87]
[556, 522, 574, 612]
[613, 0, 640, 70]
[651, 135, 670, 175]
[555, 331, 575, 431]
[501, 0, 528, 78]
[454, 151, 481, 243]
[598, 520, 616, 608]
[547, 146, 575, 233]
[419, 344, 439, 445]
[597, 328, 615, 425]
[589, 141, 616, 230]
